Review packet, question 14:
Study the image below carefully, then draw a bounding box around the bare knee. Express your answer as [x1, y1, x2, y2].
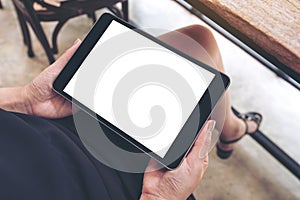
[177, 25, 216, 53]
[158, 25, 224, 70]
[176, 25, 223, 70]
[177, 25, 214, 42]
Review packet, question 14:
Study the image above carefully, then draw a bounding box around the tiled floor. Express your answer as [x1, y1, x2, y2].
[0, 0, 299, 199]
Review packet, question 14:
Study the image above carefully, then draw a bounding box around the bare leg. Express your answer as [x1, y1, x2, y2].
[158, 25, 258, 151]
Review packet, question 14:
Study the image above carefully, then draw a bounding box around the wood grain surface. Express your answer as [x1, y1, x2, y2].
[186, 0, 300, 73]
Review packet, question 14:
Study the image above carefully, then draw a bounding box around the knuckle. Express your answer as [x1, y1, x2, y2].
[202, 159, 209, 171]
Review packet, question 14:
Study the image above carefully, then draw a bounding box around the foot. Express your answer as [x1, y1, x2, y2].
[217, 112, 262, 159]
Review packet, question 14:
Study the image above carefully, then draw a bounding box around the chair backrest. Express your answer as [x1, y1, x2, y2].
[12, 0, 33, 15]
[13, 0, 69, 17]
[11, 0, 128, 63]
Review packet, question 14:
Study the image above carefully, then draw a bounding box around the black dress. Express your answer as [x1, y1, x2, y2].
[0, 109, 145, 200]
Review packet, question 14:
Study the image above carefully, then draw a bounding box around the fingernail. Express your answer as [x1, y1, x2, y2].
[73, 38, 81, 45]
[199, 120, 216, 158]
[207, 120, 216, 136]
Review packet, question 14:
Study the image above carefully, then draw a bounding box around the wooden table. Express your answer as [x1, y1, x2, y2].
[185, 0, 300, 81]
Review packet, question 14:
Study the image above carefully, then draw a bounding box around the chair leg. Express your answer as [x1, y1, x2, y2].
[52, 18, 69, 54]
[24, 22, 34, 58]
[27, 18, 55, 63]
[14, 8, 34, 57]
[87, 12, 97, 23]
[108, 6, 122, 19]
[16, 11, 28, 45]
[0, 0, 3, 9]
[108, 1, 129, 21]
[122, 0, 129, 21]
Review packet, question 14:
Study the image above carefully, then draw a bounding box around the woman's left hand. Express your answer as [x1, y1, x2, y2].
[23, 39, 81, 118]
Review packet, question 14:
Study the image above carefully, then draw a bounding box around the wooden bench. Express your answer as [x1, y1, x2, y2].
[185, 0, 300, 81]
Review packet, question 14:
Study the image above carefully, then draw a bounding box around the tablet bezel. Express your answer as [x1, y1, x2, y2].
[53, 13, 230, 169]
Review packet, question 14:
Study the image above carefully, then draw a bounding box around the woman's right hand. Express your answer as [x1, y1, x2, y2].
[140, 120, 215, 200]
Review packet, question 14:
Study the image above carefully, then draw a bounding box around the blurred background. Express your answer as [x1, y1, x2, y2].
[0, 0, 299, 199]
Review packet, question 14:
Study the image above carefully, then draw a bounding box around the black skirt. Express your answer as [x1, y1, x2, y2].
[0, 109, 145, 200]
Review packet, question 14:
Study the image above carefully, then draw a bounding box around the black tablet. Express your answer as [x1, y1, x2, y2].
[53, 13, 230, 169]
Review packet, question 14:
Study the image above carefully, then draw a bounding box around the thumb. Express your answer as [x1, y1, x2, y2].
[49, 39, 82, 73]
[185, 120, 215, 171]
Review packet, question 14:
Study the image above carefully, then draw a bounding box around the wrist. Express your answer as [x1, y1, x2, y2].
[0, 86, 32, 114]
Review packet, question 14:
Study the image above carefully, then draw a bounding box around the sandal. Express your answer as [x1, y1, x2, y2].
[216, 112, 263, 159]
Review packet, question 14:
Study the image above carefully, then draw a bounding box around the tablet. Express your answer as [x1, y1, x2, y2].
[53, 13, 230, 169]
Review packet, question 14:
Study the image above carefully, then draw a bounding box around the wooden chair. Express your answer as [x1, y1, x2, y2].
[12, 0, 128, 63]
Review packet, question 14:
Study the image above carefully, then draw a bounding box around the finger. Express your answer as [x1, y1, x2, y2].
[145, 159, 159, 172]
[186, 120, 215, 170]
[194, 120, 215, 154]
[50, 39, 82, 72]
[145, 158, 165, 173]
[199, 122, 215, 159]
[144, 159, 165, 179]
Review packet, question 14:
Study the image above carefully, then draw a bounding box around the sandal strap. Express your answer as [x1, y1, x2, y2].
[219, 134, 245, 144]
[219, 112, 262, 145]
[237, 112, 262, 134]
